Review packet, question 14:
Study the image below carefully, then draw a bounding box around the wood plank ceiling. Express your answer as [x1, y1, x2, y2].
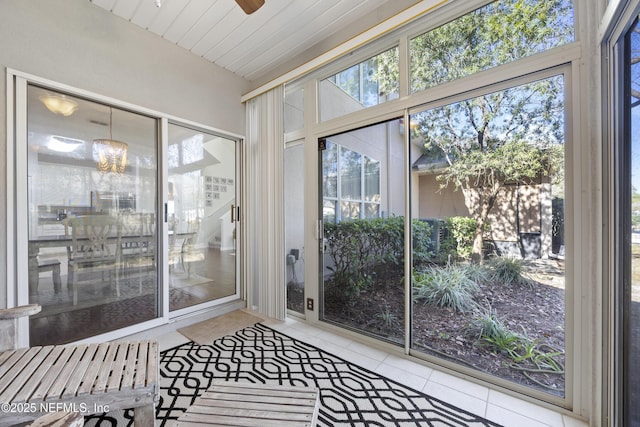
[88, 0, 413, 83]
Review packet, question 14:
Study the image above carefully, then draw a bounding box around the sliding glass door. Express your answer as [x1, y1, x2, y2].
[318, 75, 566, 399]
[167, 123, 239, 312]
[15, 77, 242, 345]
[409, 74, 567, 397]
[319, 118, 406, 344]
[617, 15, 640, 426]
[26, 85, 159, 345]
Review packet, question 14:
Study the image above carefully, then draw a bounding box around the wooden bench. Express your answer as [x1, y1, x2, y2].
[171, 381, 319, 427]
[27, 411, 83, 426]
[0, 305, 159, 427]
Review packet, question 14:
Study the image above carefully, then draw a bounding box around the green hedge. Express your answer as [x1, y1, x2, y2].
[439, 216, 478, 262]
[324, 217, 433, 293]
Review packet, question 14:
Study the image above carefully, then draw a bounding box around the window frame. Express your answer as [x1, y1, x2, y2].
[302, 0, 584, 412]
[322, 140, 381, 223]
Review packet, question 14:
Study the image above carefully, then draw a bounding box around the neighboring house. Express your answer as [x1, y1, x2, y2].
[412, 151, 558, 259]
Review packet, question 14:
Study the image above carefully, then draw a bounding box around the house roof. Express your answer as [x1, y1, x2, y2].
[412, 151, 449, 174]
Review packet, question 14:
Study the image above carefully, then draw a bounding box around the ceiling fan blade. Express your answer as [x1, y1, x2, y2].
[235, 0, 265, 15]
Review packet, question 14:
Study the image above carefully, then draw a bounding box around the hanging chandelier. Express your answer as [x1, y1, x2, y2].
[93, 107, 128, 174]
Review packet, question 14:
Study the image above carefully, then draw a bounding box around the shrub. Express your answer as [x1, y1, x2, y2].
[439, 216, 478, 262]
[469, 307, 564, 374]
[486, 256, 532, 286]
[324, 217, 433, 298]
[468, 307, 515, 343]
[375, 300, 401, 331]
[460, 262, 489, 284]
[413, 264, 481, 313]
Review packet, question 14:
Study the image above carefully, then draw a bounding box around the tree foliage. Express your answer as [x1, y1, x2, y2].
[410, 0, 573, 91]
[406, 0, 571, 261]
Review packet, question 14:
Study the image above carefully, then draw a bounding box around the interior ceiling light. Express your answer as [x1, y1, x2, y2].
[39, 94, 79, 116]
[93, 107, 128, 174]
[235, 0, 265, 14]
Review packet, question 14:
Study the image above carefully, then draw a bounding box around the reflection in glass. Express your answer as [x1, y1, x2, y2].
[27, 85, 158, 345]
[168, 123, 237, 311]
[340, 148, 362, 200]
[410, 75, 565, 396]
[320, 47, 399, 122]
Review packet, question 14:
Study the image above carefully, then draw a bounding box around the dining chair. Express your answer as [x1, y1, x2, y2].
[63, 215, 122, 305]
[120, 212, 156, 294]
[181, 217, 203, 278]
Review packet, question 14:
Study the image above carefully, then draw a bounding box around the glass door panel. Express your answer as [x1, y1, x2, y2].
[167, 123, 237, 311]
[410, 75, 566, 396]
[285, 142, 305, 314]
[320, 119, 405, 345]
[624, 17, 640, 425]
[27, 85, 159, 345]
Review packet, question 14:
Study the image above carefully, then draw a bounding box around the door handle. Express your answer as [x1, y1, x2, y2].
[231, 204, 235, 223]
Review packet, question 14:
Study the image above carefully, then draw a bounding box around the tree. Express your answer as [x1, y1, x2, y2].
[407, 0, 571, 262]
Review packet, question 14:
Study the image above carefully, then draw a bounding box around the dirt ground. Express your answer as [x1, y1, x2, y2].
[318, 258, 566, 396]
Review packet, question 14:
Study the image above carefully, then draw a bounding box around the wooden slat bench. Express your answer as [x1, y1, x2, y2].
[0, 338, 159, 427]
[27, 411, 83, 426]
[171, 381, 320, 427]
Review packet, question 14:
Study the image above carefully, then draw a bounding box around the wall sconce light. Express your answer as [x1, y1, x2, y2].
[93, 108, 128, 174]
[39, 94, 79, 116]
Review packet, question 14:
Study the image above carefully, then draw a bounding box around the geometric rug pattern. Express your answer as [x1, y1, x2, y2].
[86, 323, 502, 426]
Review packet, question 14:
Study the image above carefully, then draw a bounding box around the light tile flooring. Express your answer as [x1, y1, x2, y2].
[156, 314, 589, 427]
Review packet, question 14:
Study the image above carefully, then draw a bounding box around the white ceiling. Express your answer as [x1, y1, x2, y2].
[89, 0, 418, 83]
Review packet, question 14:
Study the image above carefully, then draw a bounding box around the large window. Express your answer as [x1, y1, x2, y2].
[410, 0, 574, 92]
[304, 0, 578, 407]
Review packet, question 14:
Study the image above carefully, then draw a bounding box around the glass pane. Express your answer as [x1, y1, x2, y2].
[284, 84, 304, 134]
[410, 0, 574, 92]
[364, 203, 380, 219]
[168, 124, 237, 311]
[321, 47, 399, 122]
[322, 141, 338, 198]
[365, 157, 380, 202]
[340, 201, 361, 221]
[410, 75, 566, 396]
[285, 142, 305, 314]
[627, 17, 640, 425]
[323, 200, 336, 223]
[340, 148, 362, 200]
[321, 119, 405, 345]
[27, 85, 158, 345]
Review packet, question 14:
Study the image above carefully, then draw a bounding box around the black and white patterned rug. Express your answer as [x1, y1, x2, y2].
[86, 323, 501, 426]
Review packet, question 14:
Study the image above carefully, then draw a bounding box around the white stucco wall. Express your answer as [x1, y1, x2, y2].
[0, 0, 250, 308]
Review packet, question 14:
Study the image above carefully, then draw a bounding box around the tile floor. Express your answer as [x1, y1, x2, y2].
[155, 315, 589, 427]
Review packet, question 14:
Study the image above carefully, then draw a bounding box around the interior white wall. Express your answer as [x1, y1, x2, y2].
[0, 0, 250, 308]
